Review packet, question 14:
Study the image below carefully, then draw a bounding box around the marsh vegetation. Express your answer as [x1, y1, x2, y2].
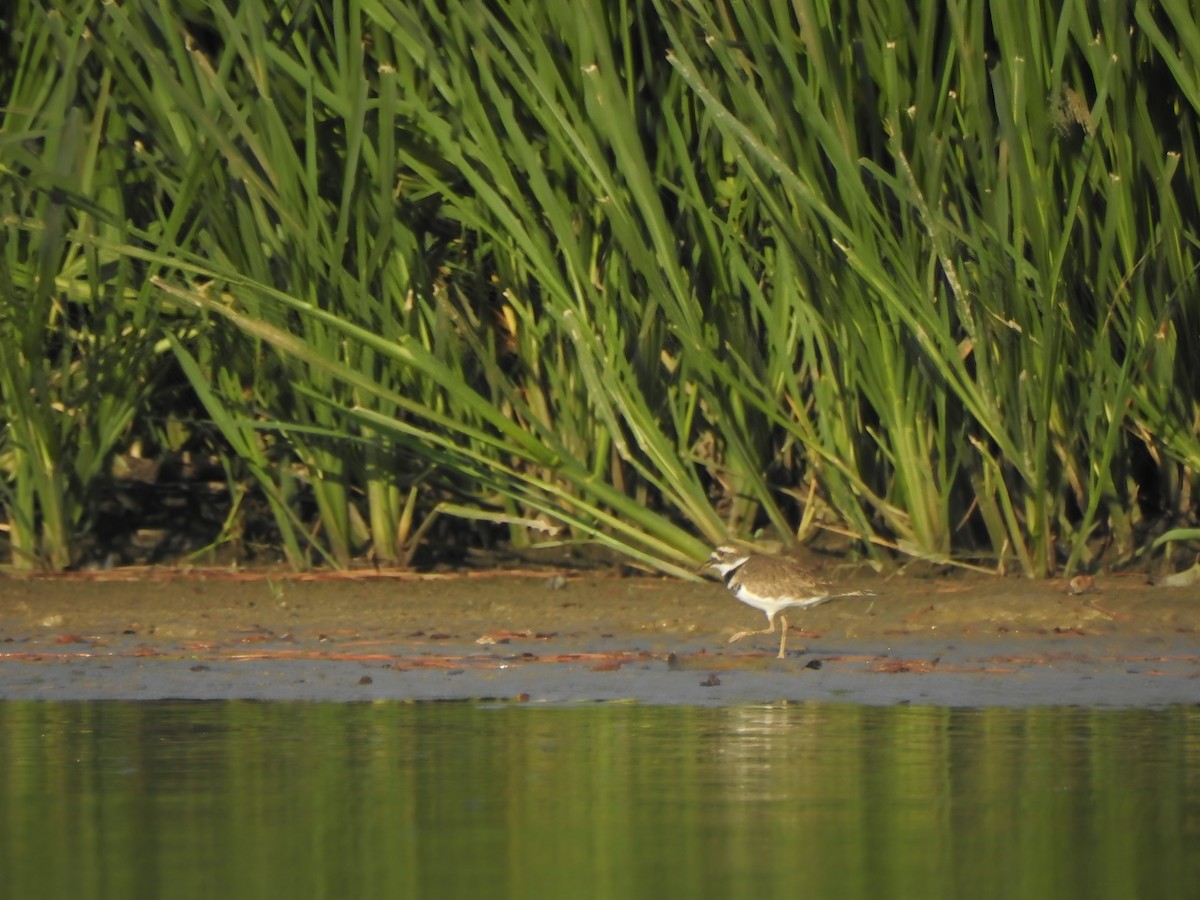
[2, 1, 1199, 577]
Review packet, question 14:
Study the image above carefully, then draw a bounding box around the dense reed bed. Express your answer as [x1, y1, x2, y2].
[2, 0, 1198, 576]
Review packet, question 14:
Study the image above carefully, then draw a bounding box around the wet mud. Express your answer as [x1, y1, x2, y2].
[1, 568, 1198, 707]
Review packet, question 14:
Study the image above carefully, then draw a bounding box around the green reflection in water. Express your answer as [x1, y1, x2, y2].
[1, 702, 1197, 900]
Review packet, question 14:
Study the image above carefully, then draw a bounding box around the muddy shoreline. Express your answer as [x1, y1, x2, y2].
[1, 569, 1198, 706]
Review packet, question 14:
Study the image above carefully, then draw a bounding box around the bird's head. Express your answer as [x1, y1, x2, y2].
[698, 544, 751, 577]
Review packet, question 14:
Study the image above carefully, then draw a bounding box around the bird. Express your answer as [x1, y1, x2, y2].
[701, 544, 870, 659]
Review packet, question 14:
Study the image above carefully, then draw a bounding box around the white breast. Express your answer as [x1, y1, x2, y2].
[731, 579, 830, 617]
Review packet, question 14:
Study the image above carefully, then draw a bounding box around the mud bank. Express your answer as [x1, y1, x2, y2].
[1, 568, 1197, 707]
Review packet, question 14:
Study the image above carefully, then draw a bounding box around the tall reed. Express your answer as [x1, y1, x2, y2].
[662, 0, 1200, 573]
[1, 5, 169, 568]
[2, 0, 1197, 576]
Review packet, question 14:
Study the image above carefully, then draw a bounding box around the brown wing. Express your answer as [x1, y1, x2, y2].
[751, 554, 828, 592]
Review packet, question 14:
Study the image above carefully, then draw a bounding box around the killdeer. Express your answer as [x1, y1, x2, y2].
[702, 544, 870, 658]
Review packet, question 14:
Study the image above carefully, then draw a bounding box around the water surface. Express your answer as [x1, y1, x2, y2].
[1, 701, 1197, 899]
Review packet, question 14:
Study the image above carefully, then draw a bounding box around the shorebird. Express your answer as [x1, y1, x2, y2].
[701, 544, 870, 658]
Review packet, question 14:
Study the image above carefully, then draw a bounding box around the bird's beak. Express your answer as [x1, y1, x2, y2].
[695, 557, 715, 574]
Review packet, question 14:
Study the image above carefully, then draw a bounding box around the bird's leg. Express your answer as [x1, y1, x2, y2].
[729, 612, 785, 656]
[728, 614, 776, 645]
[777, 614, 788, 658]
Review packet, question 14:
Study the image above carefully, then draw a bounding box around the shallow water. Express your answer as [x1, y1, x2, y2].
[1, 701, 1197, 899]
